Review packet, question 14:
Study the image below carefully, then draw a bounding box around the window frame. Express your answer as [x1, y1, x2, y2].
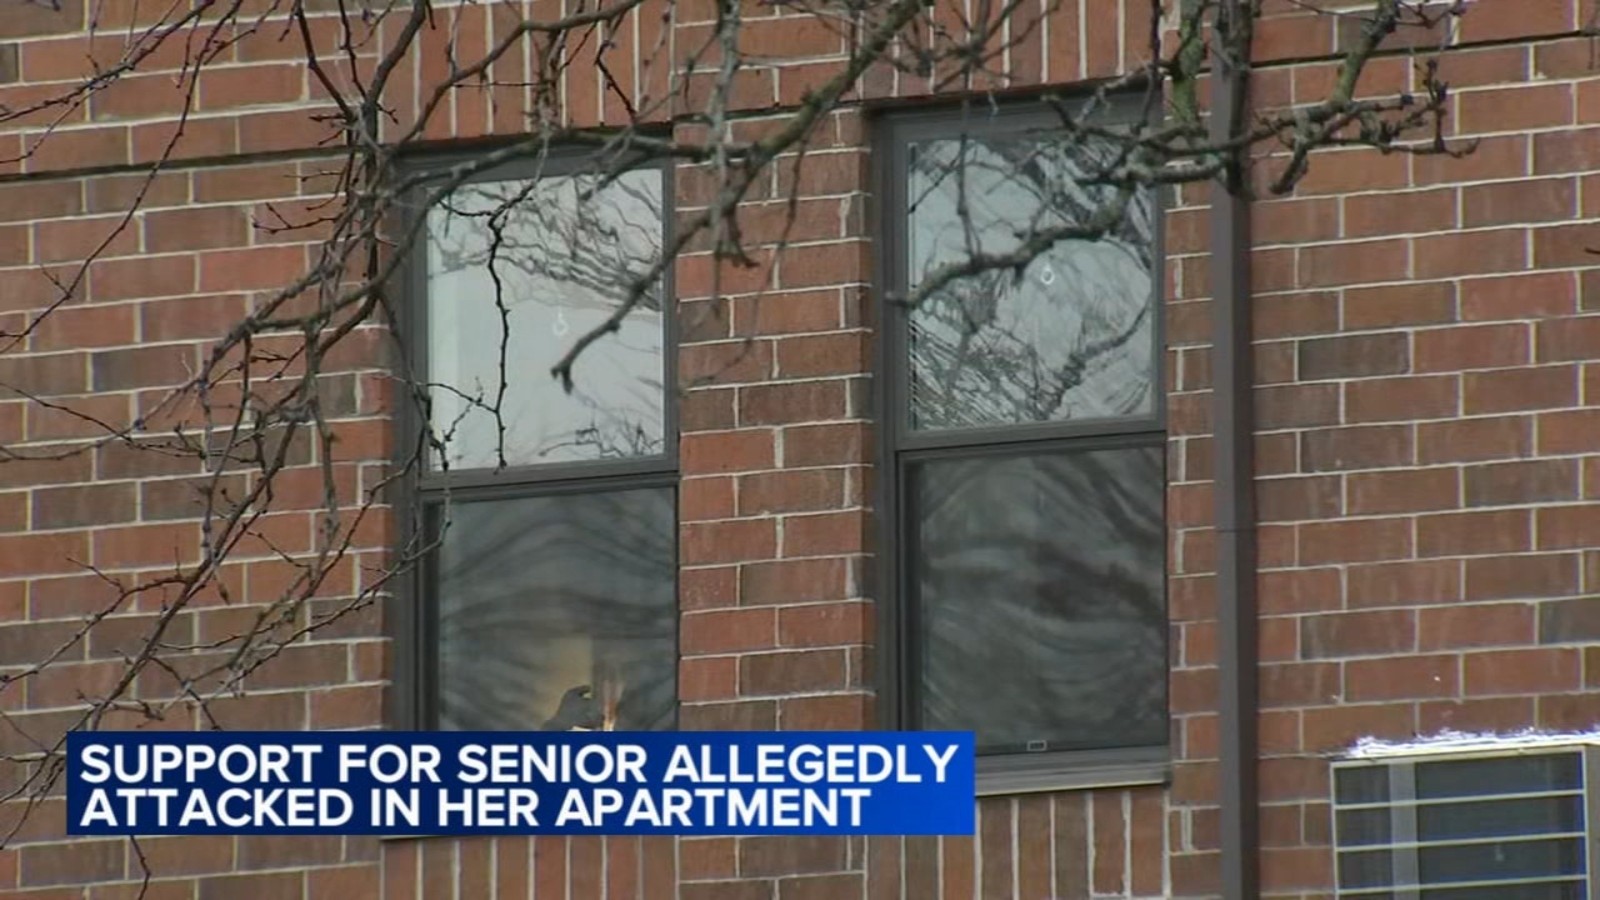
[387, 147, 680, 732]
[872, 98, 1171, 795]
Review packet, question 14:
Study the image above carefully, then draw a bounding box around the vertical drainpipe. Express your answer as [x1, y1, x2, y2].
[1208, 0, 1258, 898]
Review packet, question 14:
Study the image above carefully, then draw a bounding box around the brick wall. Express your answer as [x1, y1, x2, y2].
[1, 0, 1598, 898]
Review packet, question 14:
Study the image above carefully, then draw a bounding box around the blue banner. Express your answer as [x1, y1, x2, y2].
[67, 731, 976, 836]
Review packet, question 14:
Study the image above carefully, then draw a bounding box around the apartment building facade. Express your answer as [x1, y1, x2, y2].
[1, 0, 1599, 898]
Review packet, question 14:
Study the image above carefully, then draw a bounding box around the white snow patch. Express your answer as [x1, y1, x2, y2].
[1341, 728, 1600, 760]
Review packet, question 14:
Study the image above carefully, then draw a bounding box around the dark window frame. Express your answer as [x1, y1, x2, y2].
[872, 97, 1171, 795]
[387, 147, 680, 732]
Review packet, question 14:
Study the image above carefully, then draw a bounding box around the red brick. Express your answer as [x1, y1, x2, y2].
[33, 215, 140, 263]
[19, 841, 123, 887]
[1414, 229, 1528, 279]
[1259, 661, 1339, 709]
[740, 381, 848, 425]
[1303, 703, 1415, 753]
[1465, 458, 1578, 507]
[197, 246, 307, 292]
[1344, 375, 1459, 423]
[1462, 178, 1576, 227]
[777, 601, 869, 648]
[0, 531, 89, 576]
[1256, 476, 1341, 523]
[732, 291, 843, 336]
[1298, 517, 1413, 565]
[1256, 383, 1338, 429]
[781, 511, 863, 556]
[682, 430, 775, 474]
[680, 476, 736, 521]
[1297, 333, 1409, 379]
[1252, 292, 1339, 339]
[1301, 425, 1413, 472]
[680, 657, 738, 702]
[1414, 324, 1529, 373]
[739, 836, 850, 878]
[681, 389, 737, 432]
[1346, 467, 1459, 515]
[198, 63, 306, 110]
[1300, 609, 1415, 659]
[779, 422, 871, 467]
[1350, 557, 1465, 605]
[682, 567, 738, 611]
[1461, 272, 1576, 321]
[1344, 188, 1455, 237]
[1418, 415, 1532, 464]
[198, 871, 306, 900]
[681, 340, 773, 387]
[1537, 504, 1600, 550]
[1417, 508, 1531, 558]
[1540, 690, 1600, 732]
[1457, 0, 1577, 44]
[738, 469, 846, 515]
[1345, 655, 1458, 701]
[1533, 222, 1600, 270]
[739, 650, 847, 695]
[741, 558, 852, 605]
[1420, 697, 1536, 734]
[681, 608, 776, 654]
[773, 333, 867, 379]
[1465, 553, 1580, 601]
[1420, 603, 1536, 649]
[1464, 648, 1581, 695]
[1463, 365, 1578, 414]
[1458, 84, 1573, 135]
[681, 519, 776, 565]
[237, 108, 342, 155]
[1342, 282, 1456, 329]
[144, 206, 250, 253]
[89, 254, 196, 301]
[140, 294, 250, 342]
[1535, 315, 1600, 362]
[1290, 149, 1408, 196]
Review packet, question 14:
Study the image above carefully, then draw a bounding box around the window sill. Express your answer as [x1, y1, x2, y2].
[975, 745, 1170, 797]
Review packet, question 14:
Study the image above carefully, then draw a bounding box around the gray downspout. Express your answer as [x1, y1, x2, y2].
[1208, 1, 1258, 898]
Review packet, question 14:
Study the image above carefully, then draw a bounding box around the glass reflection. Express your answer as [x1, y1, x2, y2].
[426, 168, 666, 468]
[434, 488, 676, 732]
[905, 131, 1157, 430]
[910, 444, 1166, 754]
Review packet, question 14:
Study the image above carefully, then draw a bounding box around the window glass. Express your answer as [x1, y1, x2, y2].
[433, 487, 677, 732]
[1415, 838, 1587, 887]
[1414, 754, 1584, 799]
[1417, 796, 1584, 842]
[907, 444, 1166, 754]
[425, 168, 666, 469]
[905, 131, 1157, 431]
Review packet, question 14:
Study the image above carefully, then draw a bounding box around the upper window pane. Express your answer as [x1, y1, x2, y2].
[909, 444, 1166, 755]
[433, 487, 677, 732]
[905, 129, 1157, 431]
[425, 167, 666, 469]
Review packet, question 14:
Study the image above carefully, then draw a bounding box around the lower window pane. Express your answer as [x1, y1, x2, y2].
[908, 445, 1166, 755]
[432, 487, 677, 732]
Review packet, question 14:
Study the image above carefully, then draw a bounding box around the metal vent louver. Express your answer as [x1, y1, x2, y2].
[1333, 745, 1600, 900]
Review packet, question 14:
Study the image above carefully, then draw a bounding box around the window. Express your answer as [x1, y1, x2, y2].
[875, 101, 1168, 792]
[1333, 746, 1599, 899]
[397, 153, 678, 733]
